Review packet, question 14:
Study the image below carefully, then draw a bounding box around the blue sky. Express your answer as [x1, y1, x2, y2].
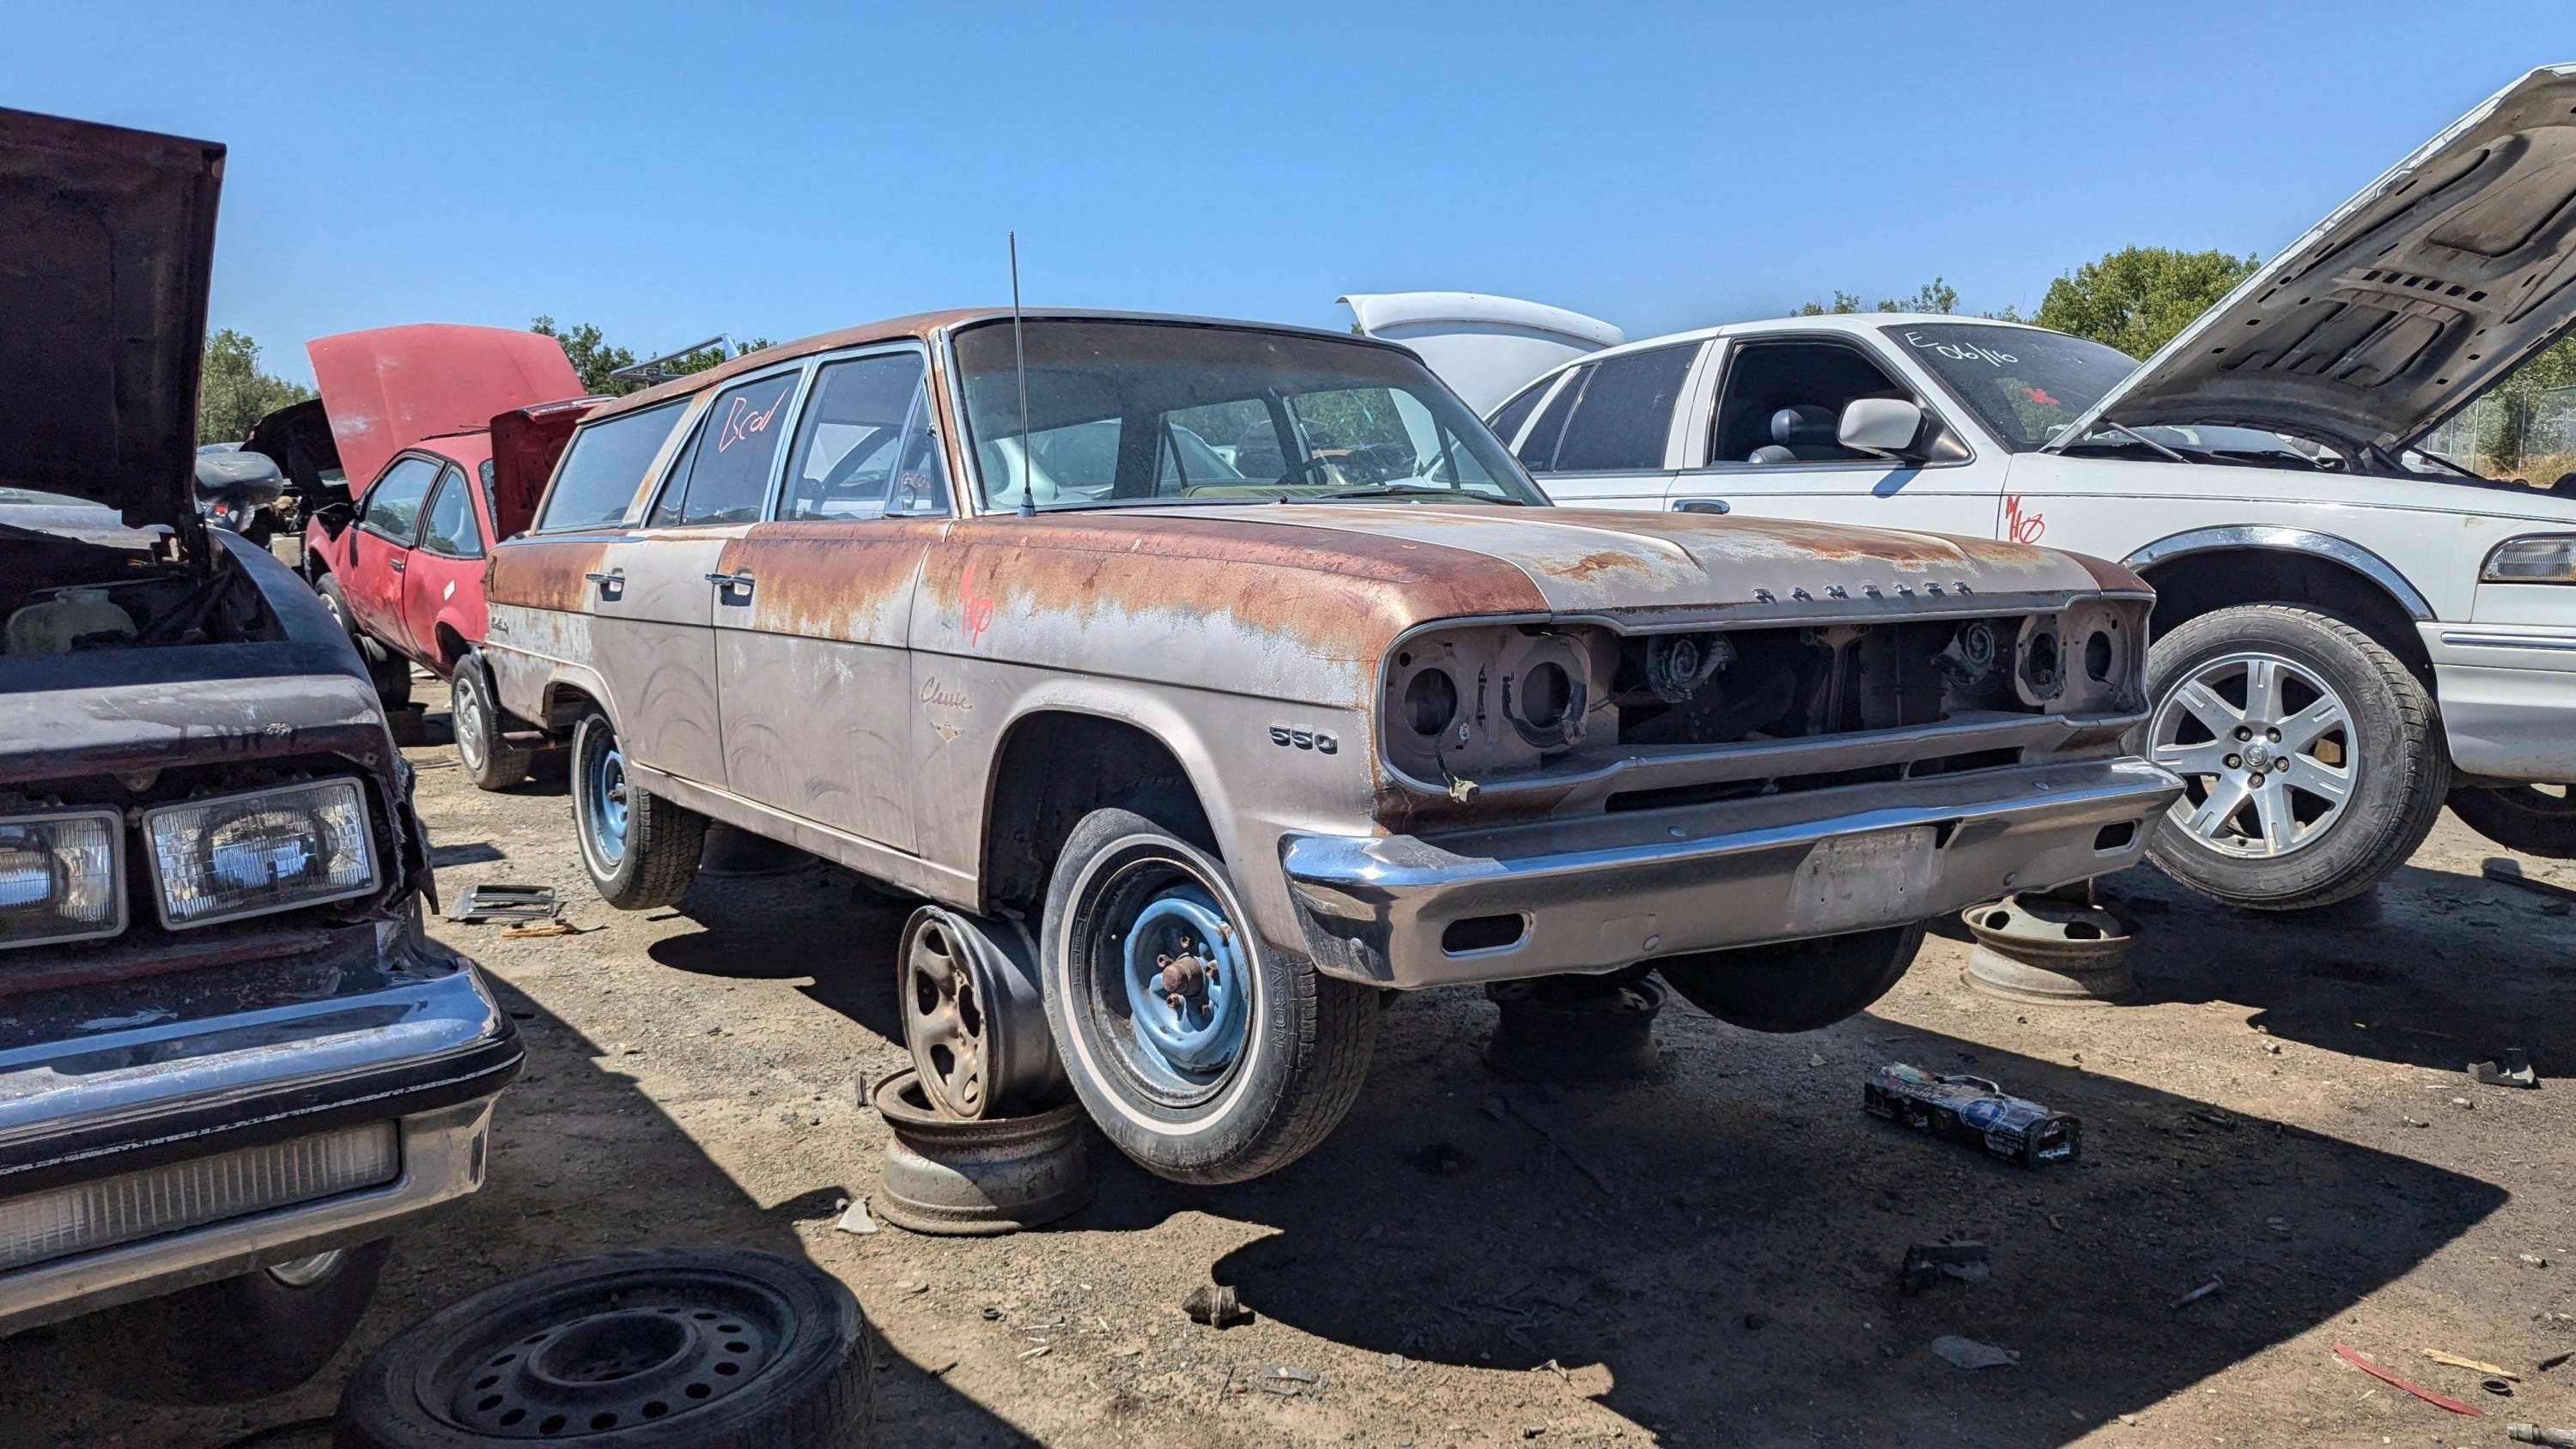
[11, 2, 2575, 385]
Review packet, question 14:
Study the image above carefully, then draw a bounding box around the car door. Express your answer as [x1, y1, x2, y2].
[398, 463, 488, 673]
[605, 366, 805, 789]
[713, 348, 947, 852]
[1511, 342, 1704, 509]
[1665, 333, 2006, 537]
[344, 455, 440, 653]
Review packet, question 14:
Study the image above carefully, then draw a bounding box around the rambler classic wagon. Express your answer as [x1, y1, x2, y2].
[477, 309, 2179, 1183]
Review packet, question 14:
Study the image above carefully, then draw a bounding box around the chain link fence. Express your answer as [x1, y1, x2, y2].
[2420, 385, 2576, 482]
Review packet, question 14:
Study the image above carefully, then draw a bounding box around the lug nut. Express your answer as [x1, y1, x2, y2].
[2234, 726, 2252, 741]
[2266, 728, 2281, 742]
[2225, 755, 2242, 769]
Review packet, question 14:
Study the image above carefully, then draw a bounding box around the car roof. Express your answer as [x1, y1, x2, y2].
[1561, 312, 2053, 368]
[580, 308, 1420, 426]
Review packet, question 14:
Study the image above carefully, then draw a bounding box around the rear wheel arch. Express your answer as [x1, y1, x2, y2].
[2129, 537, 2434, 688]
[978, 707, 1221, 918]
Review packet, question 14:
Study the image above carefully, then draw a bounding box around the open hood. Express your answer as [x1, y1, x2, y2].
[307, 324, 582, 493]
[2063, 64, 2576, 457]
[0, 109, 223, 530]
[1341, 293, 1623, 413]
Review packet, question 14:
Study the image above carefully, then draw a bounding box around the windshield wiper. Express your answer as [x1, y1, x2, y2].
[1287, 485, 1527, 506]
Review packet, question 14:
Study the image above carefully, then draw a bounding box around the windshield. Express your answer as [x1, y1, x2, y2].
[952, 319, 1545, 510]
[1886, 323, 2141, 450]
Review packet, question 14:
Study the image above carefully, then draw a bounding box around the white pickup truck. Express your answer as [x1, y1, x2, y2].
[1354, 64, 2576, 912]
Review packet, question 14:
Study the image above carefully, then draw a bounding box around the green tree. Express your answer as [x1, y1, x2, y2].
[2032, 247, 2259, 360]
[196, 329, 315, 445]
[532, 318, 779, 395]
[1794, 277, 1960, 317]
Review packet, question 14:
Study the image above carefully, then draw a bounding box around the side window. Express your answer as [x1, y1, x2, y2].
[781, 355, 950, 520]
[416, 468, 484, 558]
[1710, 341, 1920, 465]
[357, 457, 439, 541]
[1515, 363, 1590, 473]
[534, 401, 688, 532]
[1548, 344, 1698, 472]
[653, 372, 802, 527]
[1485, 376, 1554, 449]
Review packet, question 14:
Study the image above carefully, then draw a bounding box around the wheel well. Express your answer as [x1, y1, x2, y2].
[2137, 548, 2432, 686]
[538, 683, 598, 737]
[981, 712, 1204, 917]
[430, 624, 469, 675]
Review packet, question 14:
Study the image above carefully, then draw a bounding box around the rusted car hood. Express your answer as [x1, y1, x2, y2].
[0, 110, 223, 531]
[2063, 64, 2576, 455]
[1140, 503, 2128, 615]
[307, 324, 584, 494]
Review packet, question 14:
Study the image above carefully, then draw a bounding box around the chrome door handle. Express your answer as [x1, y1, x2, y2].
[1672, 498, 1731, 514]
[704, 571, 755, 597]
[584, 568, 623, 597]
[387, 556, 406, 572]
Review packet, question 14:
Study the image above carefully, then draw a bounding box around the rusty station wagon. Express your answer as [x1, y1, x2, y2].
[477, 310, 2180, 1183]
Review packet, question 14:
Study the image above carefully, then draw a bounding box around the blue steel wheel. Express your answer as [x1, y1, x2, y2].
[1042, 802, 1381, 1185]
[569, 710, 706, 911]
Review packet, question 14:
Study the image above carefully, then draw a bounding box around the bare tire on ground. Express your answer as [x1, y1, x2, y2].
[1656, 922, 1928, 1033]
[1040, 798, 1378, 1185]
[2447, 782, 2576, 859]
[2142, 604, 2446, 909]
[451, 651, 532, 791]
[571, 708, 706, 910]
[76, 1240, 389, 1404]
[334, 1246, 872, 1448]
[315, 573, 413, 710]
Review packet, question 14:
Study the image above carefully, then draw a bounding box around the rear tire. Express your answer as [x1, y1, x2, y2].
[451, 652, 532, 791]
[571, 709, 705, 910]
[1041, 802, 1377, 1185]
[2142, 605, 2445, 909]
[1656, 922, 1927, 1033]
[79, 1240, 389, 1404]
[2448, 782, 2576, 859]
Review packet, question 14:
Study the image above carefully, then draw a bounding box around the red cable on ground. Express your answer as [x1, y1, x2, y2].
[2334, 1343, 2486, 1416]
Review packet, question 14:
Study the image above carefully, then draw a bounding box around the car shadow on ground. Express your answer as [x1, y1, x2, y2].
[631, 854, 2512, 1444]
[0, 967, 1023, 1449]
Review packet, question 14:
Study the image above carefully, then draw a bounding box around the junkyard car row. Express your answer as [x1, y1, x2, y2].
[4, 64, 2576, 1420]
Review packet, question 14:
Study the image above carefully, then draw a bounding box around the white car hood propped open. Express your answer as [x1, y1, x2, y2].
[1340, 292, 1623, 414]
[2058, 64, 2576, 458]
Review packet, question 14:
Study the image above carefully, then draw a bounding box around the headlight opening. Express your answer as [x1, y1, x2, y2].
[0, 810, 125, 948]
[145, 778, 380, 930]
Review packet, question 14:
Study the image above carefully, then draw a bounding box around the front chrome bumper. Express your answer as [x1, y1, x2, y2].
[0, 952, 519, 1331]
[1283, 758, 2182, 990]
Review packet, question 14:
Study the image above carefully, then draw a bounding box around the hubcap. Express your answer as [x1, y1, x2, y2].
[456, 677, 487, 770]
[904, 917, 990, 1116]
[581, 731, 629, 869]
[2149, 652, 2355, 858]
[1116, 884, 1249, 1085]
[265, 1249, 343, 1288]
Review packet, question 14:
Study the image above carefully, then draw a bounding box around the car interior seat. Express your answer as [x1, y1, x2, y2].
[1747, 405, 1844, 464]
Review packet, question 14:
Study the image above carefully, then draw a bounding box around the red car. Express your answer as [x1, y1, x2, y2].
[249, 324, 597, 786]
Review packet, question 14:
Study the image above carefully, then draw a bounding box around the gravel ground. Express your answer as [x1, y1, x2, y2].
[8, 678, 2576, 1447]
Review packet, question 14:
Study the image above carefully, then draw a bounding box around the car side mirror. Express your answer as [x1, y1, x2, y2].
[1838, 398, 1927, 459]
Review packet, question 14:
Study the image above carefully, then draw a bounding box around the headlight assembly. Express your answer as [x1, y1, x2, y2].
[145, 779, 379, 930]
[0, 810, 124, 948]
[2482, 535, 2576, 584]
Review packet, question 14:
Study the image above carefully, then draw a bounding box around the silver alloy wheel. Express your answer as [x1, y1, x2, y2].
[2148, 650, 2357, 858]
[453, 672, 488, 773]
[264, 1249, 343, 1288]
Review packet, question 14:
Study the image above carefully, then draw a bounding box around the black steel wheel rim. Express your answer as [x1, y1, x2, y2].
[421, 1270, 793, 1438]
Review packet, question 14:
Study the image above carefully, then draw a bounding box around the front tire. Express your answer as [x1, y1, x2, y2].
[571, 709, 706, 910]
[316, 573, 413, 711]
[1041, 804, 1377, 1185]
[2142, 605, 2445, 909]
[1656, 922, 1927, 1033]
[78, 1240, 389, 1404]
[2448, 782, 2576, 859]
[451, 652, 532, 791]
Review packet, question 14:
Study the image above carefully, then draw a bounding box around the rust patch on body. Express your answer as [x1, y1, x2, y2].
[486, 536, 611, 615]
[1547, 549, 1651, 580]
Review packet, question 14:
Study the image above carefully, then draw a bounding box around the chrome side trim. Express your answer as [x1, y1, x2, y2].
[2440, 629, 2576, 652]
[2121, 525, 2435, 621]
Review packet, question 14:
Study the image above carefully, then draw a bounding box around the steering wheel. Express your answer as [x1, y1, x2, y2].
[1270, 456, 1338, 487]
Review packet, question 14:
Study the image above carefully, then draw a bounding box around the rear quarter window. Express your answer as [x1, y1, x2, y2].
[533, 401, 689, 533]
[1548, 343, 1698, 472]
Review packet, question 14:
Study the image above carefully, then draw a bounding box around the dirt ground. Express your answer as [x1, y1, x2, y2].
[8, 676, 2576, 1447]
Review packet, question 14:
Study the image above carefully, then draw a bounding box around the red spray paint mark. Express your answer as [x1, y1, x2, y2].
[2020, 385, 2059, 406]
[2003, 494, 2046, 545]
[960, 562, 996, 646]
[717, 387, 790, 453]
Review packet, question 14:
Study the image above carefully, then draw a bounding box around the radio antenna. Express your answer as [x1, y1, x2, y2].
[1010, 232, 1036, 518]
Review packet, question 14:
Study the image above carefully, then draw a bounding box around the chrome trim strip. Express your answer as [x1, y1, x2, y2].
[2122, 525, 2435, 621]
[2439, 629, 2576, 652]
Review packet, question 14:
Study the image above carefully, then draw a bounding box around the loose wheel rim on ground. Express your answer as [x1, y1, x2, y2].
[2149, 649, 2356, 860]
[1078, 850, 1252, 1109]
[904, 912, 994, 1118]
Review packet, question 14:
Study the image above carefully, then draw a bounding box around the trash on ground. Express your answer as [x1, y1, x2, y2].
[2471, 1049, 2540, 1088]
[1899, 1240, 1990, 1296]
[1257, 1363, 1323, 1396]
[2172, 1276, 2224, 1309]
[2424, 1348, 2518, 1380]
[833, 1196, 878, 1234]
[2539, 1350, 2573, 1373]
[2522, 1254, 2551, 1269]
[1863, 1064, 2079, 1167]
[1184, 1283, 1252, 1329]
[2485, 858, 2576, 904]
[2487, 1377, 2518, 1397]
[447, 882, 559, 924]
[2508, 1425, 2576, 1447]
[501, 918, 598, 938]
[1930, 1335, 2019, 1370]
[2334, 1343, 2485, 1416]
